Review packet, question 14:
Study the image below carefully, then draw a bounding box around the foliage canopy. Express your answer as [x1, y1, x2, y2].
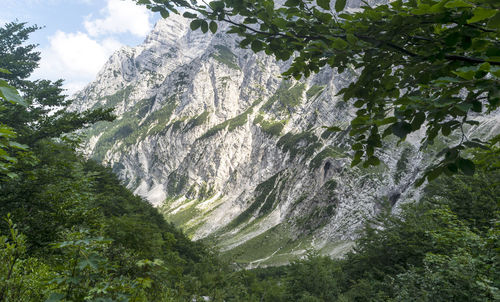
[137, 0, 500, 183]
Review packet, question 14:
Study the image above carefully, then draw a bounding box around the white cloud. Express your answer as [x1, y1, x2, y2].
[31, 0, 154, 95]
[32, 31, 122, 95]
[84, 0, 152, 37]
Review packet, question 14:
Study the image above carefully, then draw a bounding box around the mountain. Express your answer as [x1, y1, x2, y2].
[71, 14, 499, 267]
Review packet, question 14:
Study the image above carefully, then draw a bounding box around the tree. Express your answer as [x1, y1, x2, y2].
[0, 68, 27, 177]
[0, 22, 41, 89]
[0, 22, 115, 146]
[0, 21, 238, 302]
[136, 0, 500, 183]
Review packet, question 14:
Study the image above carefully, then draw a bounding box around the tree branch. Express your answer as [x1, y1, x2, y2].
[445, 54, 500, 66]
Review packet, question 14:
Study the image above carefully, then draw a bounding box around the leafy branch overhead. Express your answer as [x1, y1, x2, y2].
[0, 71, 27, 177]
[137, 0, 500, 184]
[0, 22, 116, 178]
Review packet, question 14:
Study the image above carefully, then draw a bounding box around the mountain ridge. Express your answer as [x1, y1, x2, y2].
[73, 15, 498, 266]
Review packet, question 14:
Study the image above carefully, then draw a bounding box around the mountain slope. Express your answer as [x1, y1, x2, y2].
[72, 15, 499, 266]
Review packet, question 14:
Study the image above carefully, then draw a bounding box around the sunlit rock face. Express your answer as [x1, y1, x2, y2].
[73, 14, 499, 266]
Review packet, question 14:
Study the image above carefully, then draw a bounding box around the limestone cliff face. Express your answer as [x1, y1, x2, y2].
[73, 14, 499, 266]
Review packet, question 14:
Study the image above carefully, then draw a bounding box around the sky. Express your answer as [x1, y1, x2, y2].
[1, 0, 161, 95]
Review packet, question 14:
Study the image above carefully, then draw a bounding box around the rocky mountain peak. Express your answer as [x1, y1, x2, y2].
[73, 16, 498, 266]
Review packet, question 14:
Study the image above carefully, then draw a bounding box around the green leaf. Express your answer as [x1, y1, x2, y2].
[411, 112, 426, 130]
[285, 0, 301, 7]
[326, 126, 342, 132]
[351, 150, 363, 167]
[487, 12, 500, 29]
[452, 69, 475, 80]
[444, 0, 474, 8]
[160, 9, 169, 19]
[467, 7, 497, 24]
[317, 0, 330, 10]
[8, 141, 28, 150]
[376, 116, 397, 126]
[478, 62, 491, 72]
[463, 141, 489, 150]
[426, 166, 444, 181]
[346, 33, 357, 44]
[391, 122, 412, 139]
[332, 38, 348, 49]
[183, 12, 198, 19]
[441, 123, 451, 136]
[78, 253, 101, 270]
[367, 156, 380, 166]
[209, 21, 218, 33]
[446, 163, 458, 173]
[190, 19, 202, 31]
[458, 158, 475, 175]
[0, 68, 11, 74]
[433, 76, 461, 83]
[455, 103, 472, 113]
[414, 176, 425, 187]
[251, 40, 264, 53]
[201, 20, 209, 33]
[9, 142, 28, 150]
[209, 1, 225, 11]
[0, 86, 26, 106]
[335, 0, 347, 12]
[46, 293, 65, 302]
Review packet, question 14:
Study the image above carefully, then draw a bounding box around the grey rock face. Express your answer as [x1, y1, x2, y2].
[73, 15, 499, 266]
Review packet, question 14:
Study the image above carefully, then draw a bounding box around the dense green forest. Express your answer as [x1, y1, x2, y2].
[1, 0, 500, 299]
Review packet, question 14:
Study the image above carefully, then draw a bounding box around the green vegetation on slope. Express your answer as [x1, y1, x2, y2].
[211, 45, 240, 70]
[253, 114, 287, 136]
[90, 95, 177, 161]
[184, 110, 210, 131]
[305, 85, 325, 99]
[101, 85, 133, 109]
[277, 131, 321, 160]
[229, 172, 281, 227]
[199, 100, 261, 140]
[309, 146, 347, 170]
[262, 81, 306, 114]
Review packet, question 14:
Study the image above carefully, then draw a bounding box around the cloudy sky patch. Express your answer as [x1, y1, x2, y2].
[1, 0, 159, 95]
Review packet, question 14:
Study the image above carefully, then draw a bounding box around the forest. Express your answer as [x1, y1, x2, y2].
[1, 0, 499, 301]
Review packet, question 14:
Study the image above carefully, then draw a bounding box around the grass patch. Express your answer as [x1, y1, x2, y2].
[229, 172, 281, 228]
[253, 114, 287, 136]
[221, 223, 317, 266]
[141, 96, 177, 136]
[166, 205, 201, 228]
[170, 119, 185, 132]
[291, 194, 308, 211]
[211, 45, 240, 70]
[88, 95, 178, 162]
[184, 110, 210, 132]
[277, 131, 320, 160]
[306, 85, 325, 99]
[294, 204, 335, 233]
[101, 85, 134, 109]
[167, 171, 188, 195]
[262, 81, 306, 113]
[199, 100, 261, 140]
[221, 224, 292, 264]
